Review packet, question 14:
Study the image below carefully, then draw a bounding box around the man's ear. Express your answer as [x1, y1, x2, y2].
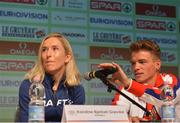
[155, 59, 161, 71]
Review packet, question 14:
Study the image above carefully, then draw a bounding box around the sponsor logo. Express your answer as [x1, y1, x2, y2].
[52, 27, 87, 42]
[166, 22, 176, 31]
[45, 99, 73, 106]
[62, 32, 85, 38]
[136, 3, 176, 18]
[0, 96, 18, 106]
[0, 78, 21, 87]
[0, 0, 35, 4]
[0, 41, 39, 56]
[90, 46, 130, 60]
[161, 51, 177, 63]
[54, 15, 86, 23]
[0, 7, 48, 22]
[91, 31, 132, 44]
[52, 11, 87, 26]
[52, 0, 86, 9]
[90, 15, 133, 29]
[0, 10, 48, 20]
[122, 2, 132, 13]
[90, 0, 132, 13]
[0, 60, 35, 71]
[136, 19, 176, 32]
[90, 0, 121, 11]
[1, 25, 46, 38]
[136, 34, 177, 48]
[90, 17, 133, 26]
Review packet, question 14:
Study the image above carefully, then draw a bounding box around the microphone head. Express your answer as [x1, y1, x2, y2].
[83, 72, 92, 81]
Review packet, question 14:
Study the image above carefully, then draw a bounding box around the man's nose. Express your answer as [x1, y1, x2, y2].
[133, 63, 140, 71]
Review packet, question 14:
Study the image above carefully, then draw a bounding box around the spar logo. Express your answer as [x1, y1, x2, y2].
[90, 0, 132, 13]
[90, 46, 130, 60]
[0, 41, 39, 56]
[0, 60, 35, 72]
[136, 3, 176, 18]
[136, 19, 176, 32]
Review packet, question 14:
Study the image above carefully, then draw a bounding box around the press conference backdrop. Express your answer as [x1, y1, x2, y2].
[0, 0, 180, 121]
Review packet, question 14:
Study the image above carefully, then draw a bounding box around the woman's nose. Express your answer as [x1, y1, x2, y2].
[46, 49, 52, 57]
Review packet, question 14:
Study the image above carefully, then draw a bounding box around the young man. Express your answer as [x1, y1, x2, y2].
[99, 40, 180, 122]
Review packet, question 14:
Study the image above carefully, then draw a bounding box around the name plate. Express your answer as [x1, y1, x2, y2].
[61, 105, 128, 122]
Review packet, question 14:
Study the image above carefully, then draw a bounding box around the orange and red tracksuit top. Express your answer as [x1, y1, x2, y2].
[112, 73, 180, 121]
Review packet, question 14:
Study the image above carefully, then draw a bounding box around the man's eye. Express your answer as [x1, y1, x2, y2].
[139, 61, 146, 64]
[130, 61, 135, 65]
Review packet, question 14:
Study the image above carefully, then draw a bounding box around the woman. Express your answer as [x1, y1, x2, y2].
[18, 33, 85, 122]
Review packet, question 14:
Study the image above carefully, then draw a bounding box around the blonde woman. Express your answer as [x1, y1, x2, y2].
[18, 33, 85, 122]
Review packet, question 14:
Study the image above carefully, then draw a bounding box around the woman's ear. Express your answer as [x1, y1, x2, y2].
[65, 54, 71, 63]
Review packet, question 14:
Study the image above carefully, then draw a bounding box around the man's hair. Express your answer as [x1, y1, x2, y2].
[130, 40, 161, 59]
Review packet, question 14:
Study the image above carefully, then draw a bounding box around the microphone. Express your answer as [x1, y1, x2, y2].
[83, 67, 117, 81]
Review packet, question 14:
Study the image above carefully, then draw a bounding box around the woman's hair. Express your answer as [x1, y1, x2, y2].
[130, 40, 161, 60]
[25, 32, 81, 86]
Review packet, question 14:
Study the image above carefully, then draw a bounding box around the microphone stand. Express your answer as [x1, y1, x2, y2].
[99, 76, 151, 116]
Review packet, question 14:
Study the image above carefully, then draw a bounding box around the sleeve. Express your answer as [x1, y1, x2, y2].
[18, 80, 31, 122]
[70, 84, 85, 104]
[127, 74, 180, 107]
[112, 87, 145, 118]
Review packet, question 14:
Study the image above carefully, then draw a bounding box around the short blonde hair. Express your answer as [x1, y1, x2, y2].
[130, 40, 161, 60]
[25, 32, 81, 86]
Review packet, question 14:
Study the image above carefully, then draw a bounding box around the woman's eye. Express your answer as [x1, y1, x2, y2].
[53, 47, 59, 51]
[42, 48, 47, 52]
